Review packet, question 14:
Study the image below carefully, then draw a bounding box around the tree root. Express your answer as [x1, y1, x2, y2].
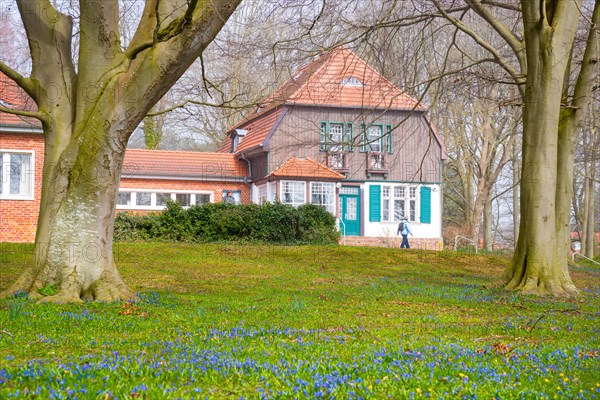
[504, 275, 579, 298]
[2, 266, 134, 303]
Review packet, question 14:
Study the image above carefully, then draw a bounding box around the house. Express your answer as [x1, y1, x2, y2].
[217, 47, 446, 248]
[1, 47, 445, 248]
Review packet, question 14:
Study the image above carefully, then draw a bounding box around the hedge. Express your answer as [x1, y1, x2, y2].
[114, 201, 340, 244]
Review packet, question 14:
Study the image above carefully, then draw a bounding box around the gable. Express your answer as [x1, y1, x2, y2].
[218, 107, 286, 154]
[0, 72, 41, 129]
[285, 47, 425, 111]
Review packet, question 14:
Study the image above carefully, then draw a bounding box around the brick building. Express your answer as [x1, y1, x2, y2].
[2, 47, 445, 247]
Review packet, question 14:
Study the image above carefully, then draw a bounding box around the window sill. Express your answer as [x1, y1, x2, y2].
[0, 196, 35, 201]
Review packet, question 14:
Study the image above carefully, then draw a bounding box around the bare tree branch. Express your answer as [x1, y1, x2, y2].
[0, 105, 45, 122]
[465, 0, 526, 70]
[431, 0, 526, 96]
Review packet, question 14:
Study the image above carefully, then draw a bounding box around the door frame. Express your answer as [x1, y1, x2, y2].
[340, 191, 361, 236]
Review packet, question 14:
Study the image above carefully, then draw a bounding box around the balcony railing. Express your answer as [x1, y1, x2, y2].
[327, 152, 349, 173]
[366, 152, 389, 175]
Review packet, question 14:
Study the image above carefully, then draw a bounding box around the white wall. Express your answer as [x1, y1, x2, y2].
[362, 182, 442, 239]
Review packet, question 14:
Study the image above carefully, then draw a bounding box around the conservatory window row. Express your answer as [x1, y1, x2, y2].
[116, 190, 213, 210]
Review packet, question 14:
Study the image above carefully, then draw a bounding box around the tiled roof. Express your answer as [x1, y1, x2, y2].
[0, 72, 41, 128]
[234, 46, 425, 128]
[284, 46, 426, 111]
[122, 149, 248, 179]
[218, 108, 285, 153]
[221, 46, 428, 154]
[269, 157, 344, 180]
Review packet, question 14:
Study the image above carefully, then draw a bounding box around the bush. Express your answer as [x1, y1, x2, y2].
[114, 201, 340, 245]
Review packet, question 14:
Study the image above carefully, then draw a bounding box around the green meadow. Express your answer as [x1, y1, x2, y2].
[1, 243, 599, 399]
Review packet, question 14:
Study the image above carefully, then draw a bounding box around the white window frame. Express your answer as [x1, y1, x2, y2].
[329, 123, 344, 152]
[381, 184, 419, 222]
[367, 126, 383, 152]
[310, 182, 336, 215]
[0, 150, 35, 200]
[280, 180, 306, 208]
[341, 76, 363, 87]
[116, 189, 214, 210]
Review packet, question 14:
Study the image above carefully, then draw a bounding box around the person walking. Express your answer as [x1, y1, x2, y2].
[397, 216, 413, 249]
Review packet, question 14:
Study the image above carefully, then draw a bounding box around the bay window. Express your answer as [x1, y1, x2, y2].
[281, 181, 306, 207]
[310, 182, 335, 214]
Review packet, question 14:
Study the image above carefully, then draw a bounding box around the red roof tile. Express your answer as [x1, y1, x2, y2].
[218, 108, 285, 153]
[270, 157, 344, 180]
[123, 149, 248, 179]
[236, 47, 425, 126]
[0, 72, 41, 128]
[284, 47, 425, 111]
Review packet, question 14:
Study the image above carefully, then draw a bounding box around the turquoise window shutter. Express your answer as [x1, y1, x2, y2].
[420, 186, 431, 224]
[386, 125, 393, 153]
[369, 185, 381, 222]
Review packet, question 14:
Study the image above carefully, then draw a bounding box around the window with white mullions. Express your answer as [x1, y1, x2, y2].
[281, 180, 306, 208]
[310, 182, 335, 214]
[0, 151, 34, 199]
[116, 190, 213, 210]
[329, 123, 343, 151]
[381, 184, 418, 222]
[367, 126, 383, 152]
[320, 122, 353, 152]
[138, 192, 152, 206]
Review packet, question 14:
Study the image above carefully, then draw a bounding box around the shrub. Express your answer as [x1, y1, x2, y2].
[297, 204, 340, 244]
[114, 202, 340, 245]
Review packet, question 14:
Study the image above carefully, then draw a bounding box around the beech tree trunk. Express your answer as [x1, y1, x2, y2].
[582, 162, 596, 258]
[512, 140, 520, 243]
[483, 193, 493, 252]
[1, 0, 241, 302]
[506, 0, 598, 296]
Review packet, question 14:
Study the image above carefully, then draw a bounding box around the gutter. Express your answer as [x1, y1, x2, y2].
[120, 174, 248, 183]
[0, 124, 44, 134]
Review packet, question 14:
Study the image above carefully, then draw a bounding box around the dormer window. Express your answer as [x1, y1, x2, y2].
[341, 76, 363, 87]
[232, 129, 247, 152]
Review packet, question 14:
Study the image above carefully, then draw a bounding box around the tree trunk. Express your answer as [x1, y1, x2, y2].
[512, 140, 520, 244]
[6, 109, 133, 302]
[506, 3, 581, 296]
[583, 165, 595, 258]
[0, 0, 241, 302]
[483, 193, 493, 252]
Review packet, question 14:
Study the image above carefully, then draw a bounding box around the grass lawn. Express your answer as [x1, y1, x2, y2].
[0, 242, 599, 399]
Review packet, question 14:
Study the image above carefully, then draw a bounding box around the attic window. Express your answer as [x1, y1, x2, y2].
[341, 76, 363, 87]
[232, 129, 247, 152]
[293, 71, 302, 81]
[0, 99, 13, 107]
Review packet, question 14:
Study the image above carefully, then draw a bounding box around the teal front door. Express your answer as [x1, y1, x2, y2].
[340, 188, 360, 236]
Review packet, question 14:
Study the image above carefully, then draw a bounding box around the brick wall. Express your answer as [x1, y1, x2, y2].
[0, 132, 44, 243]
[341, 236, 444, 251]
[0, 132, 252, 243]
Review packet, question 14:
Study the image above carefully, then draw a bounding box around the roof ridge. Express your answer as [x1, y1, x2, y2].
[127, 148, 236, 156]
